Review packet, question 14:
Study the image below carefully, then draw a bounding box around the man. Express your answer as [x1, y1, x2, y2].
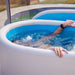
[12, 20, 75, 58]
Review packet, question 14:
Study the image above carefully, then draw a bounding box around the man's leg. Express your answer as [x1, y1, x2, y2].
[12, 40, 32, 46]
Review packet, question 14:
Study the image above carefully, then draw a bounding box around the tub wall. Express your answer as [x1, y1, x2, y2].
[33, 9, 75, 21]
[0, 43, 2, 75]
[0, 42, 75, 75]
[0, 20, 75, 75]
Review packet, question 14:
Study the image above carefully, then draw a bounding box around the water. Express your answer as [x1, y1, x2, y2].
[11, 30, 51, 43]
[11, 30, 75, 51]
[50, 31, 75, 51]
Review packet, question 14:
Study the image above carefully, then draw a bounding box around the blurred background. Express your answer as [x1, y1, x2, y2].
[0, 0, 75, 12]
[0, 0, 75, 28]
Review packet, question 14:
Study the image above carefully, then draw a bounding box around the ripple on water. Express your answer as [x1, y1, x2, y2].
[11, 30, 75, 51]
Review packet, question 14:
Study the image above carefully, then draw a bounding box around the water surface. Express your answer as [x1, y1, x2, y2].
[10, 30, 75, 51]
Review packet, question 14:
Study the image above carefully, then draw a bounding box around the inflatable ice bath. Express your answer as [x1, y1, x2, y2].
[1, 9, 75, 75]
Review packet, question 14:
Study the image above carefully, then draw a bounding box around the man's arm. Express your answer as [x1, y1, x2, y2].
[33, 20, 75, 50]
[51, 20, 75, 35]
[25, 20, 75, 58]
[35, 20, 75, 44]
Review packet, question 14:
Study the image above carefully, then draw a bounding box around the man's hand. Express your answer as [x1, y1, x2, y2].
[49, 47, 68, 58]
[63, 20, 75, 27]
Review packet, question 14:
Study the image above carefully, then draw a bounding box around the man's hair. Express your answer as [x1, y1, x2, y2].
[11, 40, 16, 42]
